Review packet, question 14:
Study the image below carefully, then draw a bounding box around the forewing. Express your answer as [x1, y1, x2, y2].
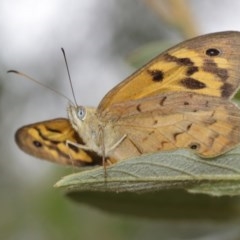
[15, 118, 102, 166]
[98, 31, 240, 112]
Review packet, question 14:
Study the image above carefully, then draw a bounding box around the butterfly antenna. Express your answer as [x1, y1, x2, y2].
[61, 48, 78, 106]
[7, 70, 74, 105]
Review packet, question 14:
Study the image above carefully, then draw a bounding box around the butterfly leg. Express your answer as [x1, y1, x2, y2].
[108, 134, 127, 152]
[65, 140, 94, 169]
[98, 126, 107, 178]
[98, 128, 127, 178]
[66, 140, 93, 151]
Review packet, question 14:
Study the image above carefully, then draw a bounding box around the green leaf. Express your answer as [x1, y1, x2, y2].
[55, 147, 240, 196]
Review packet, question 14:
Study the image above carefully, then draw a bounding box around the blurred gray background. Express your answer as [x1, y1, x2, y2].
[2, 0, 240, 239]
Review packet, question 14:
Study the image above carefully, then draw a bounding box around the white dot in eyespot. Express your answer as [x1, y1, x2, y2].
[77, 106, 86, 120]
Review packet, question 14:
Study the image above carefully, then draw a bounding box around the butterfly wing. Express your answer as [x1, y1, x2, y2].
[96, 31, 240, 159]
[15, 118, 102, 166]
[104, 92, 240, 159]
[98, 31, 240, 112]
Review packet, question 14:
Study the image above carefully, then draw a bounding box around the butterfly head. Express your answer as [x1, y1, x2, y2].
[75, 105, 87, 121]
[68, 104, 87, 128]
[67, 104, 101, 150]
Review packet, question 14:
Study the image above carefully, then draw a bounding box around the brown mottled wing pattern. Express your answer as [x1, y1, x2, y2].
[98, 31, 240, 111]
[15, 118, 102, 166]
[103, 93, 240, 158]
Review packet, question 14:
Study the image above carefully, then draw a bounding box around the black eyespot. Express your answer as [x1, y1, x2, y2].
[189, 142, 200, 150]
[205, 48, 220, 57]
[148, 69, 164, 82]
[33, 140, 42, 148]
[77, 106, 86, 120]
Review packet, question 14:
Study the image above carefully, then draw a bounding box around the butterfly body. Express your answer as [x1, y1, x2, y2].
[67, 105, 124, 158]
[15, 31, 240, 166]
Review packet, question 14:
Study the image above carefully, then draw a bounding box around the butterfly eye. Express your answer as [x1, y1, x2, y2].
[77, 106, 86, 120]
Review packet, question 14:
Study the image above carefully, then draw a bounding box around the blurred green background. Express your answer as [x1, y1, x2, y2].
[2, 0, 240, 239]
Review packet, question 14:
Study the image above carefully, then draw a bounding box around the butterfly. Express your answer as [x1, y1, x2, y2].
[15, 31, 240, 167]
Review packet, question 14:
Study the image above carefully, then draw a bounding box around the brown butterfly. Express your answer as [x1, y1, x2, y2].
[15, 31, 240, 167]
